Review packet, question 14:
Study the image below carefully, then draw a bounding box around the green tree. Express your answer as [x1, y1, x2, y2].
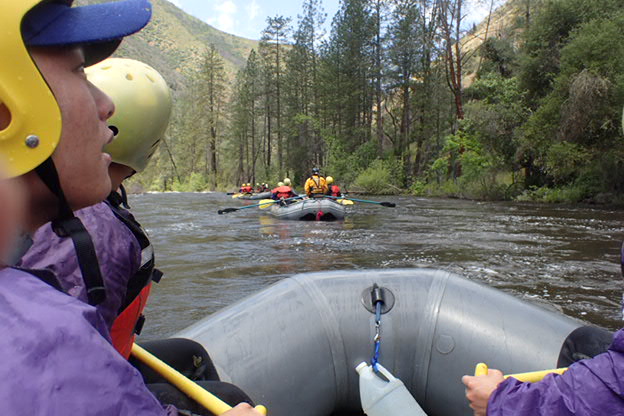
[198, 44, 227, 189]
[260, 16, 291, 178]
[284, 0, 326, 182]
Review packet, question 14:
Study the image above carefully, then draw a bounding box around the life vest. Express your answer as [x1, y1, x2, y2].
[110, 284, 151, 358]
[272, 185, 295, 200]
[329, 185, 342, 197]
[305, 175, 328, 195]
[106, 191, 163, 359]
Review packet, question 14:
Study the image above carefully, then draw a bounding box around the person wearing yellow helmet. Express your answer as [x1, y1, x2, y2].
[19, 57, 255, 413]
[239, 183, 253, 194]
[304, 167, 329, 197]
[271, 180, 297, 204]
[0, 2, 259, 415]
[325, 176, 343, 197]
[21, 57, 172, 357]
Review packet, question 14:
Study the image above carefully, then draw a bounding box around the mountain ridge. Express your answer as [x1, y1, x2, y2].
[78, 0, 259, 92]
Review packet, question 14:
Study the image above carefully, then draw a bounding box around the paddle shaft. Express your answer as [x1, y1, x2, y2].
[131, 344, 267, 415]
[475, 362, 568, 382]
[325, 195, 395, 207]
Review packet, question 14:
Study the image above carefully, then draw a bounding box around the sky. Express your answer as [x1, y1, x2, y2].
[166, 0, 492, 41]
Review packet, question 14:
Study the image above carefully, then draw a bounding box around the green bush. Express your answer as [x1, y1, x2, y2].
[171, 172, 209, 192]
[409, 180, 426, 196]
[516, 185, 588, 203]
[544, 142, 589, 185]
[353, 159, 402, 194]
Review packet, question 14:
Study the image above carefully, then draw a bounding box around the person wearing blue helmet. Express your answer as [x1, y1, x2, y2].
[304, 167, 328, 197]
[0, 1, 260, 415]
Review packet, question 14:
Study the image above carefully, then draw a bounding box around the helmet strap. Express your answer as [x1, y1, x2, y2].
[119, 183, 131, 209]
[34, 158, 106, 306]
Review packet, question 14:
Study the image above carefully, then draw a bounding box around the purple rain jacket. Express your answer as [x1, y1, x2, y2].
[0, 267, 176, 415]
[488, 327, 624, 415]
[19, 201, 141, 330]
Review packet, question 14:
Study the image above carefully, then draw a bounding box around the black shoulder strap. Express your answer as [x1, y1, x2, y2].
[34, 158, 106, 306]
[106, 191, 162, 311]
[106, 192, 150, 250]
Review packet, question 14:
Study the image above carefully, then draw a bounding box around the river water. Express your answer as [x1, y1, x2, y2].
[130, 192, 624, 340]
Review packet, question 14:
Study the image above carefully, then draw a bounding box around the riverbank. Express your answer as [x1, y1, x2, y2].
[125, 175, 624, 207]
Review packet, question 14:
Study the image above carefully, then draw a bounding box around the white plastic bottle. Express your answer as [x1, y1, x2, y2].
[356, 361, 428, 416]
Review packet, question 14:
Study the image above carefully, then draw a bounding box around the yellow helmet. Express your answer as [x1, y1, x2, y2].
[277, 181, 284, 187]
[86, 58, 172, 173]
[0, 0, 62, 178]
[0, 0, 151, 178]
[326, 176, 334, 184]
[283, 178, 291, 186]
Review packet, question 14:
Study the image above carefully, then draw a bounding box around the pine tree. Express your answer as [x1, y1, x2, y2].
[260, 16, 291, 178]
[198, 45, 227, 189]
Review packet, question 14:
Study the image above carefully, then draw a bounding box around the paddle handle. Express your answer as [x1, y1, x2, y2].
[474, 362, 568, 382]
[131, 344, 267, 415]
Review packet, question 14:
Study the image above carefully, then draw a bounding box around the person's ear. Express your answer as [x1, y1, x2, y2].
[0, 103, 10, 130]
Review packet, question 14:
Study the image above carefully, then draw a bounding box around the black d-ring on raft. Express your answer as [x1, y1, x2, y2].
[361, 284, 395, 314]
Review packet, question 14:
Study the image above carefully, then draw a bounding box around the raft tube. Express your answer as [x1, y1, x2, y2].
[176, 268, 583, 416]
[269, 198, 346, 221]
[232, 192, 271, 200]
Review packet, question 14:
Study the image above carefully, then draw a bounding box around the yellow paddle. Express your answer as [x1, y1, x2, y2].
[258, 199, 277, 209]
[131, 344, 267, 415]
[475, 362, 568, 382]
[336, 198, 354, 205]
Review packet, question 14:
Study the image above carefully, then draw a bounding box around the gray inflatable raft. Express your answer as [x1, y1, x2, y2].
[235, 192, 271, 200]
[176, 268, 582, 416]
[269, 198, 346, 221]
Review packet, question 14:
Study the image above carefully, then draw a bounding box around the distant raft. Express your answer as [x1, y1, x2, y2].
[176, 268, 590, 416]
[269, 197, 346, 221]
[232, 192, 271, 200]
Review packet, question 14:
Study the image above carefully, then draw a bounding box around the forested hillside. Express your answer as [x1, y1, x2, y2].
[78, 0, 258, 89]
[117, 0, 624, 204]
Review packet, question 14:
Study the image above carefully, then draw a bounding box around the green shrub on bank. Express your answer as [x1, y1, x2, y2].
[516, 185, 589, 203]
[353, 158, 403, 194]
[171, 172, 209, 192]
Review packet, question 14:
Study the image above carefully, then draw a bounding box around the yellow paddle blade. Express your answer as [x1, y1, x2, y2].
[131, 344, 267, 415]
[258, 199, 276, 209]
[231, 193, 242, 199]
[337, 198, 354, 205]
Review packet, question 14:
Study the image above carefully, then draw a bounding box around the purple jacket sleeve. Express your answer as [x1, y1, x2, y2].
[0, 268, 176, 415]
[18, 202, 141, 330]
[488, 329, 624, 415]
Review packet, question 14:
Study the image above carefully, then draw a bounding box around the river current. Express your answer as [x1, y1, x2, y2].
[129, 192, 624, 339]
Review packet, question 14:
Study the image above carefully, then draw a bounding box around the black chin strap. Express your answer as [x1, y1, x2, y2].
[119, 183, 131, 209]
[34, 158, 106, 306]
